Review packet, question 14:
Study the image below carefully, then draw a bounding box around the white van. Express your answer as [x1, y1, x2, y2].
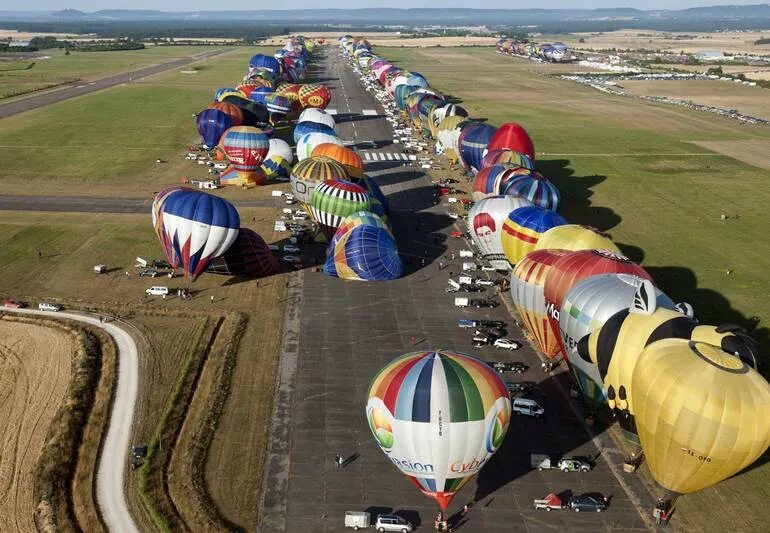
[512, 397, 545, 418]
[459, 250, 474, 258]
[454, 297, 470, 308]
[38, 302, 62, 312]
[145, 286, 169, 296]
[462, 262, 477, 271]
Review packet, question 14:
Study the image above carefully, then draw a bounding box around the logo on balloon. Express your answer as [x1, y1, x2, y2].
[308, 95, 324, 107]
[485, 401, 511, 453]
[367, 404, 394, 452]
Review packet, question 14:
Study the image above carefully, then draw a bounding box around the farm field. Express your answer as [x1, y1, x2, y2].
[618, 78, 770, 121]
[0, 46, 276, 197]
[552, 29, 770, 55]
[0, 45, 227, 99]
[378, 45, 770, 532]
[0, 319, 73, 533]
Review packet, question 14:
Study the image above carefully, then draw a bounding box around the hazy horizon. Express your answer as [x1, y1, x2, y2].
[3, 1, 770, 12]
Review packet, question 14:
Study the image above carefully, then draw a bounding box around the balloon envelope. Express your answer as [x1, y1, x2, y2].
[366, 350, 511, 509]
[500, 172, 560, 211]
[487, 122, 535, 160]
[467, 195, 533, 270]
[501, 206, 568, 266]
[207, 228, 278, 277]
[196, 109, 232, 148]
[534, 225, 620, 254]
[310, 179, 371, 240]
[290, 156, 348, 206]
[325, 222, 403, 281]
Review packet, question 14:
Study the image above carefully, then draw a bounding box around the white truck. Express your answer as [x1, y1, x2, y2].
[459, 250, 474, 258]
[462, 262, 477, 272]
[454, 297, 470, 308]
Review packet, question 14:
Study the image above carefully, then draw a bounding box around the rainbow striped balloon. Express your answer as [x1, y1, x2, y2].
[366, 350, 511, 510]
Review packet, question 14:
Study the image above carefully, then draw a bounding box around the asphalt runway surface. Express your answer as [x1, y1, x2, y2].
[259, 49, 653, 532]
[0, 194, 271, 214]
[0, 49, 226, 119]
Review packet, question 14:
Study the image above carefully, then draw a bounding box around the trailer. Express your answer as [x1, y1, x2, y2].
[531, 454, 555, 470]
[344, 511, 370, 530]
[534, 492, 564, 511]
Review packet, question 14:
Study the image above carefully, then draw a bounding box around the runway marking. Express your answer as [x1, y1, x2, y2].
[361, 109, 378, 116]
[361, 152, 413, 162]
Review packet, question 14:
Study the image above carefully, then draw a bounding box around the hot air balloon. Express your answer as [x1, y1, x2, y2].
[358, 174, 389, 218]
[435, 116, 467, 163]
[249, 53, 281, 74]
[220, 126, 270, 179]
[472, 165, 532, 202]
[500, 172, 560, 211]
[510, 249, 573, 358]
[290, 156, 348, 206]
[216, 89, 247, 102]
[486, 122, 535, 160]
[298, 83, 331, 109]
[632, 338, 770, 495]
[325, 219, 402, 281]
[293, 120, 336, 144]
[260, 139, 294, 180]
[196, 109, 232, 149]
[208, 101, 243, 127]
[480, 149, 535, 171]
[459, 123, 497, 174]
[501, 206, 568, 266]
[467, 195, 534, 270]
[428, 103, 468, 138]
[153, 188, 240, 281]
[298, 108, 336, 130]
[559, 274, 675, 408]
[152, 186, 182, 267]
[295, 132, 342, 161]
[262, 93, 291, 124]
[221, 95, 270, 126]
[311, 143, 364, 180]
[207, 228, 278, 277]
[310, 179, 371, 240]
[534, 225, 620, 254]
[366, 350, 511, 510]
[218, 166, 266, 186]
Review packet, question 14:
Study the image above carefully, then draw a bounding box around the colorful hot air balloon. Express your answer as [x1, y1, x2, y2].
[153, 188, 240, 281]
[152, 186, 182, 267]
[290, 156, 348, 206]
[207, 228, 278, 277]
[501, 206, 568, 266]
[262, 93, 291, 124]
[298, 83, 332, 109]
[325, 219, 403, 281]
[310, 179, 371, 240]
[366, 350, 511, 510]
[249, 53, 281, 74]
[260, 139, 294, 180]
[510, 249, 572, 358]
[220, 126, 270, 178]
[459, 123, 497, 174]
[218, 165, 267, 186]
[468, 195, 534, 270]
[534, 225, 620, 254]
[480, 149, 535, 171]
[559, 274, 675, 408]
[359, 174, 389, 218]
[311, 143, 364, 180]
[500, 172, 560, 211]
[208, 101, 243, 127]
[296, 132, 342, 161]
[436, 116, 466, 163]
[293, 121, 336, 144]
[486, 122, 535, 161]
[632, 338, 770, 495]
[298, 108, 336, 130]
[472, 165, 531, 202]
[196, 109, 232, 148]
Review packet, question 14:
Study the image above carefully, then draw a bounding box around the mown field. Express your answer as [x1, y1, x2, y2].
[379, 45, 770, 533]
[0, 46, 277, 197]
[0, 45, 227, 98]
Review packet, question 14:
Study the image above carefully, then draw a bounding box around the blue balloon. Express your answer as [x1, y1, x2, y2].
[460, 123, 497, 174]
[249, 54, 281, 74]
[293, 121, 336, 144]
[214, 87, 235, 101]
[196, 109, 232, 148]
[324, 225, 403, 281]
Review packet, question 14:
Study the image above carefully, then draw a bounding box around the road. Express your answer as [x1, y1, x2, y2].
[0, 194, 272, 214]
[258, 48, 652, 532]
[0, 49, 226, 119]
[0, 306, 140, 533]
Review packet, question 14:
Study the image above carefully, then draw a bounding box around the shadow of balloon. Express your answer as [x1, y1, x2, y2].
[615, 243, 645, 264]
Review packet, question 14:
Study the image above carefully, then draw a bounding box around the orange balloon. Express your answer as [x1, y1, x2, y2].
[311, 143, 364, 180]
[208, 101, 244, 127]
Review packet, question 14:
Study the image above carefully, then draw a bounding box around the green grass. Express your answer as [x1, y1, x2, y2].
[0, 46, 229, 98]
[0, 47, 275, 196]
[380, 45, 770, 532]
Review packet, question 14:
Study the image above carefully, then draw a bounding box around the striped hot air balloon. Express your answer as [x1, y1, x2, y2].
[310, 179, 371, 240]
[208, 101, 243, 127]
[207, 228, 278, 277]
[366, 350, 511, 510]
[459, 123, 497, 174]
[290, 156, 348, 207]
[311, 143, 364, 180]
[481, 149, 535, 171]
[196, 109, 232, 148]
[325, 217, 402, 281]
[501, 206, 568, 266]
[472, 165, 531, 202]
[260, 139, 294, 180]
[220, 126, 270, 176]
[500, 172, 561, 211]
[296, 132, 342, 161]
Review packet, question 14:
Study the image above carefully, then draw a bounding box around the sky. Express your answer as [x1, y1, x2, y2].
[1, 1, 769, 11]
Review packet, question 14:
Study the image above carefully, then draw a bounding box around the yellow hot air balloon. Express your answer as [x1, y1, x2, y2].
[632, 339, 770, 494]
[534, 224, 621, 254]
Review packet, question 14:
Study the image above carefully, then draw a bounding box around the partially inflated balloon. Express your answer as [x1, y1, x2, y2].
[311, 143, 364, 180]
[296, 132, 342, 161]
[207, 228, 277, 277]
[298, 83, 331, 109]
[534, 225, 619, 254]
[510, 249, 572, 358]
[290, 156, 348, 206]
[366, 350, 511, 510]
[467, 195, 533, 270]
[197, 109, 232, 148]
[310, 179, 371, 240]
[486, 122, 535, 160]
[459, 123, 497, 174]
[208, 101, 243, 127]
[481, 149, 535, 171]
[501, 206, 567, 266]
[472, 165, 531, 201]
[500, 172, 560, 211]
[220, 126, 270, 176]
[633, 339, 770, 494]
[325, 222, 402, 281]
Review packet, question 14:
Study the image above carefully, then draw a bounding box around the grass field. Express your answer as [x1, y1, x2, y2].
[0, 45, 228, 98]
[0, 319, 73, 533]
[0, 46, 276, 197]
[379, 45, 770, 532]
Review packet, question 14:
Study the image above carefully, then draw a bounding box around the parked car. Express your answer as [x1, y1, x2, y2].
[282, 255, 299, 264]
[3, 299, 26, 308]
[475, 325, 504, 336]
[460, 284, 484, 293]
[473, 278, 495, 286]
[506, 381, 536, 395]
[512, 397, 545, 418]
[38, 302, 62, 312]
[145, 286, 169, 296]
[283, 244, 301, 253]
[470, 299, 499, 308]
[478, 319, 506, 329]
[489, 361, 527, 374]
[558, 458, 592, 472]
[568, 493, 608, 512]
[139, 269, 158, 278]
[480, 265, 497, 272]
[494, 338, 522, 350]
[472, 334, 492, 345]
[374, 514, 413, 532]
[152, 259, 172, 269]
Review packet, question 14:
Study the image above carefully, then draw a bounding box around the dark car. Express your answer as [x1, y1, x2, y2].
[505, 381, 536, 395]
[489, 361, 528, 374]
[478, 319, 506, 329]
[472, 334, 492, 345]
[460, 284, 484, 293]
[152, 259, 172, 269]
[470, 299, 499, 308]
[568, 493, 608, 512]
[475, 326, 505, 338]
[139, 269, 158, 277]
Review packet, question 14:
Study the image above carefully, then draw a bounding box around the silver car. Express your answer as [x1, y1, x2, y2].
[375, 514, 413, 533]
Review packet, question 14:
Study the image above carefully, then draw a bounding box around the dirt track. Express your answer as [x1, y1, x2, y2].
[0, 320, 73, 533]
